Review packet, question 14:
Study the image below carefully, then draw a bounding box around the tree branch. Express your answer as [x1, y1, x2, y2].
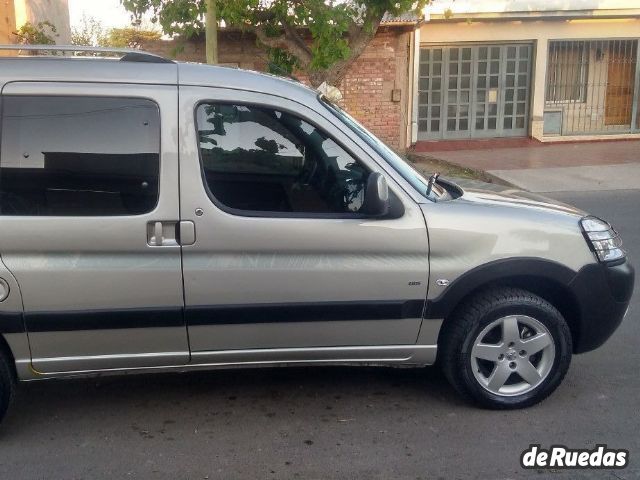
[281, 20, 313, 59]
[253, 24, 312, 69]
[308, 9, 384, 87]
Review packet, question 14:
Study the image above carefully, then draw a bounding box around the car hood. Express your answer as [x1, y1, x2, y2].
[444, 179, 585, 217]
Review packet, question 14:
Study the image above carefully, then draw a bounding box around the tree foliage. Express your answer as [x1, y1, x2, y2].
[108, 28, 162, 49]
[13, 21, 58, 45]
[72, 15, 161, 50]
[71, 15, 109, 47]
[121, 0, 428, 86]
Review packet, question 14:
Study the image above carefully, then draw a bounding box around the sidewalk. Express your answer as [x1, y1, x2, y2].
[414, 140, 640, 192]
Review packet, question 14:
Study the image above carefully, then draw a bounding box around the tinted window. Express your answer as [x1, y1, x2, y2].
[0, 96, 160, 216]
[196, 103, 370, 214]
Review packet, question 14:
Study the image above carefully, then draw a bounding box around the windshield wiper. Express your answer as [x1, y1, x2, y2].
[426, 172, 440, 197]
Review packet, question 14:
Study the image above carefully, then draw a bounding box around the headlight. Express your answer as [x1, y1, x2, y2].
[580, 216, 625, 263]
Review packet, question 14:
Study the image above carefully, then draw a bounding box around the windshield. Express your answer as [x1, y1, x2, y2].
[320, 96, 446, 200]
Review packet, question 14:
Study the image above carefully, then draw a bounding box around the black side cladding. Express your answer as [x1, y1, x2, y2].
[2, 300, 426, 333]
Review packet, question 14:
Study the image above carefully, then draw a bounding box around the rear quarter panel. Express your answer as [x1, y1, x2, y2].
[0, 256, 29, 376]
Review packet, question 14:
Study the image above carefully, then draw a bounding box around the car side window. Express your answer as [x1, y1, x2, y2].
[0, 96, 160, 216]
[196, 103, 371, 215]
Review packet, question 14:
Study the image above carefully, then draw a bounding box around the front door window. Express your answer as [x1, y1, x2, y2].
[196, 103, 371, 216]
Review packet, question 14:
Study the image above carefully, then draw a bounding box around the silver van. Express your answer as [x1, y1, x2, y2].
[0, 46, 634, 420]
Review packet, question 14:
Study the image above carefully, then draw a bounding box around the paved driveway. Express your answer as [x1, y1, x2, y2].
[419, 140, 640, 192]
[419, 140, 640, 171]
[0, 189, 638, 480]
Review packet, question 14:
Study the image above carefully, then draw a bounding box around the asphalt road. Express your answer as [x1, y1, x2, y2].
[0, 189, 638, 480]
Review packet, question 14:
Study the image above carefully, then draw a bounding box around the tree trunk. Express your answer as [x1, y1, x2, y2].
[205, 0, 218, 64]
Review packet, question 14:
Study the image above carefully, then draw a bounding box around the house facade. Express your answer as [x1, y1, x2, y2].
[145, 1, 640, 150]
[409, 0, 640, 146]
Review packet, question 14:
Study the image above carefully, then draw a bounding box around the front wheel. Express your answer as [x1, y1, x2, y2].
[0, 349, 15, 423]
[439, 287, 572, 409]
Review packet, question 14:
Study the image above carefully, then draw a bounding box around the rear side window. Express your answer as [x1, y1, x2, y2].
[195, 103, 371, 215]
[0, 96, 160, 216]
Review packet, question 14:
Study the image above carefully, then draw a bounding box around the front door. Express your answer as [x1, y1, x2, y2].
[179, 87, 429, 363]
[417, 43, 532, 140]
[0, 82, 188, 373]
[605, 42, 637, 126]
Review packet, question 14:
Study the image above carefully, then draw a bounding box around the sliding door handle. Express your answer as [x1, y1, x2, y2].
[147, 221, 179, 247]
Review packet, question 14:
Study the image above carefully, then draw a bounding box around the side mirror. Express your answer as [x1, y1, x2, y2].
[361, 172, 389, 217]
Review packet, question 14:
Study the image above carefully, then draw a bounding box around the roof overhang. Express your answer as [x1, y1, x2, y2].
[425, 8, 640, 23]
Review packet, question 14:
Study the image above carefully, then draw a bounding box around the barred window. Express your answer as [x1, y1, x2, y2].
[546, 42, 589, 103]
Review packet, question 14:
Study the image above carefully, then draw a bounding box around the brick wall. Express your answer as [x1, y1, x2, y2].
[143, 31, 269, 71]
[142, 27, 411, 151]
[337, 28, 410, 149]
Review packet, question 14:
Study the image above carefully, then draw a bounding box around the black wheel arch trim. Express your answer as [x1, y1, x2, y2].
[425, 257, 578, 320]
[426, 256, 634, 354]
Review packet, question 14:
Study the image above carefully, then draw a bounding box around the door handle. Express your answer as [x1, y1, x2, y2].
[147, 221, 179, 247]
[154, 221, 164, 245]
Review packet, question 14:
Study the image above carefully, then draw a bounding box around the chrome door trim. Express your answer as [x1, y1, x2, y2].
[190, 345, 435, 363]
[16, 345, 438, 380]
[26, 352, 188, 372]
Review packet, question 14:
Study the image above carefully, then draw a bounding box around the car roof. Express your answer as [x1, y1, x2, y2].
[178, 62, 317, 102]
[0, 57, 318, 104]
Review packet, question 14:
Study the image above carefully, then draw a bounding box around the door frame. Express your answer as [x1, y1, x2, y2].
[605, 41, 637, 126]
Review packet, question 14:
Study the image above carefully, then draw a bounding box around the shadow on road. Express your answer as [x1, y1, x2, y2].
[3, 365, 464, 437]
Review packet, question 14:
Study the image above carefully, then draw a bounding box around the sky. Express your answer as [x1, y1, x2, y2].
[68, 0, 133, 29]
[68, 0, 640, 29]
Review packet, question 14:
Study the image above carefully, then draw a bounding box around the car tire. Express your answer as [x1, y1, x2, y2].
[439, 287, 572, 409]
[0, 349, 15, 424]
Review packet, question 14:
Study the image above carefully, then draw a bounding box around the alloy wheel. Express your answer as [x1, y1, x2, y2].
[470, 315, 555, 396]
